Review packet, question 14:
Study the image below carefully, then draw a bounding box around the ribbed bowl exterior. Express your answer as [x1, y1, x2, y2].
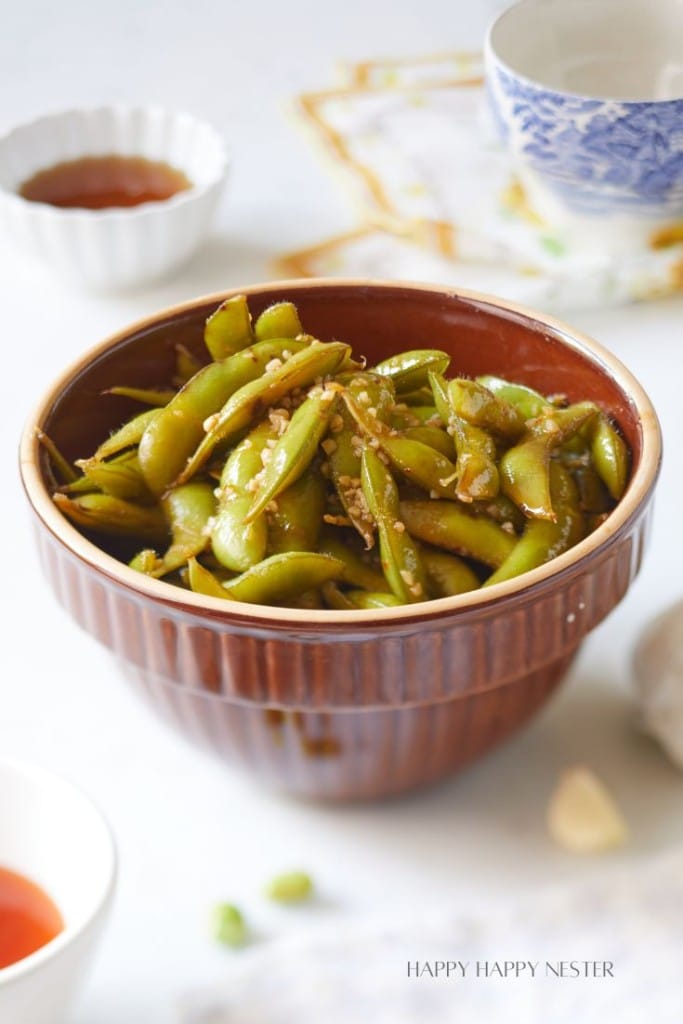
[0, 107, 228, 289]
[20, 281, 662, 801]
[32, 496, 652, 800]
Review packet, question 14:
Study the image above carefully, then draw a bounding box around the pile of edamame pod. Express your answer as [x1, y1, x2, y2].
[44, 296, 629, 609]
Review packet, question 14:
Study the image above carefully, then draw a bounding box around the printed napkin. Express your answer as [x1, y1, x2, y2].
[278, 54, 683, 312]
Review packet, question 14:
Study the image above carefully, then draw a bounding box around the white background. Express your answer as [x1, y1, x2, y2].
[1, 1, 682, 1021]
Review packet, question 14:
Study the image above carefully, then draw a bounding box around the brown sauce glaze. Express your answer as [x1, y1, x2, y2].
[19, 155, 191, 210]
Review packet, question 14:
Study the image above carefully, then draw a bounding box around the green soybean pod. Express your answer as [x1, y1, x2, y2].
[591, 414, 630, 500]
[476, 375, 548, 421]
[204, 294, 254, 361]
[268, 468, 327, 553]
[75, 452, 152, 502]
[176, 341, 349, 487]
[139, 337, 308, 496]
[420, 547, 480, 597]
[245, 390, 337, 523]
[222, 552, 345, 605]
[399, 500, 516, 567]
[318, 532, 387, 592]
[52, 492, 168, 546]
[211, 420, 275, 572]
[375, 349, 450, 392]
[361, 448, 428, 603]
[484, 462, 584, 587]
[254, 301, 304, 341]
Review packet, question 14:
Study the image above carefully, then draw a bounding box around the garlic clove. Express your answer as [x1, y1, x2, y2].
[547, 766, 628, 853]
[633, 599, 683, 769]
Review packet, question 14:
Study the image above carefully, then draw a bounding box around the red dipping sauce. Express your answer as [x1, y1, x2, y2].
[0, 866, 64, 969]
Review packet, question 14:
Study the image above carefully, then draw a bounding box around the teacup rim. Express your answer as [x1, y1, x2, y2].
[486, 0, 683, 105]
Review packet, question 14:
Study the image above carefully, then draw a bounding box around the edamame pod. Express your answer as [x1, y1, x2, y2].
[399, 500, 516, 567]
[484, 463, 584, 587]
[191, 552, 345, 605]
[375, 349, 450, 392]
[211, 420, 276, 572]
[361, 448, 428, 602]
[139, 337, 308, 495]
[591, 414, 629, 500]
[53, 492, 168, 545]
[204, 294, 254, 361]
[245, 388, 338, 522]
[254, 301, 303, 341]
[176, 341, 349, 486]
[268, 468, 327, 553]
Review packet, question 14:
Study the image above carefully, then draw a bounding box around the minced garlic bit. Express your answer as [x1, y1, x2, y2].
[282, 349, 292, 360]
[329, 414, 345, 434]
[501, 521, 516, 535]
[203, 413, 220, 432]
[323, 514, 352, 527]
[265, 357, 283, 374]
[321, 438, 337, 455]
[357, 390, 371, 406]
[409, 583, 423, 597]
[260, 448, 273, 465]
[399, 569, 415, 586]
[268, 408, 290, 435]
[393, 520, 405, 533]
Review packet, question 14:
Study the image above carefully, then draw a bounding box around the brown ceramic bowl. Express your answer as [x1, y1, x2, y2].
[20, 281, 661, 801]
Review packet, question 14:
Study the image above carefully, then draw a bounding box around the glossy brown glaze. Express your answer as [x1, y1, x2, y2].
[20, 281, 662, 800]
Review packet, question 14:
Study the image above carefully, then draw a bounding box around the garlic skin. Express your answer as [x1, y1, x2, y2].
[547, 766, 628, 853]
[633, 599, 683, 769]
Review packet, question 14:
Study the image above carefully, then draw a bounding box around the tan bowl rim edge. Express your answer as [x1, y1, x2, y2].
[19, 278, 663, 627]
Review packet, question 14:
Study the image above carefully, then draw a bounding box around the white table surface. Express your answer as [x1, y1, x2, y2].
[1, 2, 682, 1021]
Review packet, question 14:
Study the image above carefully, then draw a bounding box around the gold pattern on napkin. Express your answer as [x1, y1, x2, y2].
[279, 52, 683, 312]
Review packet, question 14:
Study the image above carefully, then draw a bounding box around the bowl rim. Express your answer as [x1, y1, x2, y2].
[485, 0, 683, 105]
[0, 103, 230, 218]
[0, 757, 117, 988]
[19, 277, 662, 627]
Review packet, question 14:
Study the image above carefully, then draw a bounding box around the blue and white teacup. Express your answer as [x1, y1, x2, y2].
[485, 0, 683, 253]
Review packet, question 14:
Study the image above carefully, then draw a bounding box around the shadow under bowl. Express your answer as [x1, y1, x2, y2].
[19, 280, 662, 800]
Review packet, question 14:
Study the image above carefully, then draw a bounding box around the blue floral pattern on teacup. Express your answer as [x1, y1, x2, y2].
[492, 66, 683, 215]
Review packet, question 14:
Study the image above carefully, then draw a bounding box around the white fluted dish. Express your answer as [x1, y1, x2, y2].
[0, 759, 116, 1024]
[0, 106, 229, 290]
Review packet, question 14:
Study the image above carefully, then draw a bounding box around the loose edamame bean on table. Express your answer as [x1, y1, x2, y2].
[43, 294, 631, 609]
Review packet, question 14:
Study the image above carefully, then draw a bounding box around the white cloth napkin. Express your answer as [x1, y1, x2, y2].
[284, 54, 683, 312]
[180, 847, 683, 1023]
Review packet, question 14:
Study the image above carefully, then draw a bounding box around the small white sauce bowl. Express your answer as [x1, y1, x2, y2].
[0, 758, 116, 1024]
[0, 106, 229, 290]
[485, 0, 683, 250]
